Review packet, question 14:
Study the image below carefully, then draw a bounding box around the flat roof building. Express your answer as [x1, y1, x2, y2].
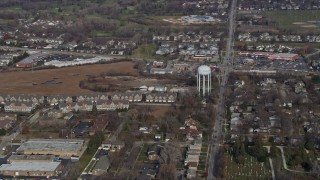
[7, 154, 56, 163]
[0, 162, 61, 177]
[16, 53, 49, 68]
[238, 51, 299, 61]
[267, 53, 299, 61]
[16, 139, 84, 157]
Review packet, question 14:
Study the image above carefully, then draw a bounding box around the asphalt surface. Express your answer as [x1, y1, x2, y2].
[207, 0, 237, 179]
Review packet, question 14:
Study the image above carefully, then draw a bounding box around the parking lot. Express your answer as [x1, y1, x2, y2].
[235, 56, 309, 72]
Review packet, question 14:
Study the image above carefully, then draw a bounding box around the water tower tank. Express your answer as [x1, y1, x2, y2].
[198, 65, 211, 75]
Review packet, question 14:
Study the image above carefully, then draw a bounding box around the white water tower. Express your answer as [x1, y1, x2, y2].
[197, 65, 212, 96]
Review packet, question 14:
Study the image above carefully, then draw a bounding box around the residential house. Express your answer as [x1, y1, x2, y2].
[96, 100, 116, 111]
[187, 169, 197, 179]
[129, 93, 143, 102]
[148, 144, 161, 161]
[9, 96, 17, 102]
[101, 141, 125, 152]
[88, 116, 109, 136]
[96, 100, 129, 111]
[59, 102, 77, 113]
[110, 92, 142, 102]
[76, 101, 93, 112]
[114, 100, 129, 110]
[4, 102, 35, 113]
[16, 95, 31, 103]
[101, 141, 112, 150]
[65, 96, 73, 103]
[31, 96, 45, 105]
[0, 95, 5, 103]
[146, 94, 155, 103]
[77, 95, 86, 102]
[91, 155, 110, 175]
[294, 81, 307, 94]
[0, 113, 17, 130]
[110, 93, 122, 101]
[84, 95, 99, 102]
[99, 94, 108, 101]
[46, 96, 60, 105]
[111, 141, 125, 152]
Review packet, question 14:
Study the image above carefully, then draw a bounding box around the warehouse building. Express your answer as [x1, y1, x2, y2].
[7, 155, 56, 163]
[0, 161, 61, 177]
[238, 51, 299, 61]
[16, 139, 85, 157]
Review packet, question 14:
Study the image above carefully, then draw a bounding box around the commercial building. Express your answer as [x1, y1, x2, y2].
[268, 53, 299, 61]
[238, 51, 299, 61]
[15, 53, 49, 68]
[7, 155, 56, 163]
[16, 139, 85, 157]
[0, 162, 61, 177]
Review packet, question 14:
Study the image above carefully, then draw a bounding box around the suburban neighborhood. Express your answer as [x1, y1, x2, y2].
[0, 0, 319, 179]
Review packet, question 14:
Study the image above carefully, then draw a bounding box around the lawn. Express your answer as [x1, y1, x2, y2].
[131, 44, 172, 61]
[0, 61, 138, 95]
[2, 146, 13, 156]
[265, 10, 320, 32]
[90, 30, 113, 37]
[84, 159, 97, 173]
[138, 144, 151, 161]
[198, 155, 207, 172]
[224, 154, 272, 180]
[80, 152, 94, 171]
[20, 131, 60, 139]
[131, 44, 157, 60]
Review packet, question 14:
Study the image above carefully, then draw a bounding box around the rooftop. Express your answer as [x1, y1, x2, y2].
[16, 139, 84, 153]
[0, 162, 60, 172]
[8, 154, 56, 162]
[17, 53, 49, 65]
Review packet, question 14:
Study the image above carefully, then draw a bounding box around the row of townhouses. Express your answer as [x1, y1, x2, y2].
[60, 100, 130, 113]
[0, 92, 177, 113]
[145, 93, 176, 103]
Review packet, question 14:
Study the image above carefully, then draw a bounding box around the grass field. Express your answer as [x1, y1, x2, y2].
[225, 154, 272, 180]
[84, 159, 97, 173]
[19, 131, 60, 139]
[131, 44, 173, 61]
[0, 61, 138, 95]
[265, 10, 320, 32]
[131, 44, 157, 60]
[80, 152, 94, 171]
[90, 30, 113, 37]
[138, 144, 151, 161]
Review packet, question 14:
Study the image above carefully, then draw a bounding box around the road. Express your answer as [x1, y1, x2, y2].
[0, 110, 42, 158]
[277, 146, 313, 174]
[305, 48, 320, 59]
[207, 0, 237, 179]
[264, 146, 276, 180]
[0, 45, 139, 60]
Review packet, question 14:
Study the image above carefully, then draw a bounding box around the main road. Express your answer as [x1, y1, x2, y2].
[207, 0, 237, 179]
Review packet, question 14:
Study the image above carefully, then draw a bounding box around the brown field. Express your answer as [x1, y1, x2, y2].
[0, 61, 139, 95]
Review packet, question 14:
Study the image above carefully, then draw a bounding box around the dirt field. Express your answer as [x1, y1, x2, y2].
[0, 61, 139, 95]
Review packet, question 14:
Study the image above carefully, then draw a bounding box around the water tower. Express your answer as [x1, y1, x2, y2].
[197, 65, 212, 96]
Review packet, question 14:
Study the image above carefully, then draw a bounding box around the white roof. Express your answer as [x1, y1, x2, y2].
[17, 139, 84, 153]
[198, 65, 211, 75]
[0, 162, 60, 172]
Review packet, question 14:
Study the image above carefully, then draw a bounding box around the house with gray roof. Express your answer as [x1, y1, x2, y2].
[92, 155, 110, 175]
